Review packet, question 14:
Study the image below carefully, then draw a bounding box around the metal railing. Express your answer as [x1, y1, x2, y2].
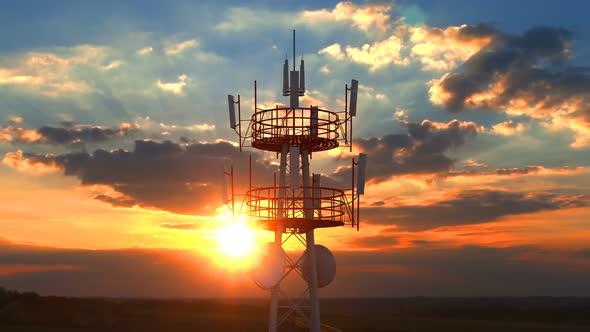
[245, 186, 351, 228]
[251, 107, 340, 144]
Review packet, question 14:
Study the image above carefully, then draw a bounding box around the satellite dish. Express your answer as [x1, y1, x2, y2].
[357, 153, 367, 195]
[301, 245, 336, 288]
[349, 79, 358, 116]
[251, 242, 286, 289]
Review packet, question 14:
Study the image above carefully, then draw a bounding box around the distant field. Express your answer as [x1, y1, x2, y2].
[3, 318, 589, 332]
[1, 294, 589, 331]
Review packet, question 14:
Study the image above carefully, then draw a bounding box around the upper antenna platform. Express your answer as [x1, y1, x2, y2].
[229, 30, 360, 154]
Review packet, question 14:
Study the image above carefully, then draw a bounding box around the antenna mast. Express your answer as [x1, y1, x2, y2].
[293, 30, 296, 72]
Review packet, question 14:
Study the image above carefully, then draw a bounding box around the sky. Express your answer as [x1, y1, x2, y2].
[1, 0, 590, 298]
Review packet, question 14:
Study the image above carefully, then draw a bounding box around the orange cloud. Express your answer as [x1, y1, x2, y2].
[416, 119, 484, 132]
[490, 121, 526, 136]
[8, 116, 24, 124]
[303, 2, 393, 32]
[346, 35, 407, 70]
[320, 36, 408, 71]
[410, 25, 494, 71]
[0, 122, 138, 145]
[318, 43, 345, 60]
[427, 26, 590, 148]
[2, 150, 61, 174]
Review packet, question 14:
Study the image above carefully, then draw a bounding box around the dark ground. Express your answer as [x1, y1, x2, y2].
[1, 288, 589, 331]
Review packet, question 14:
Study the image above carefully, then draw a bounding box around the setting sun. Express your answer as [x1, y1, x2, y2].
[216, 220, 255, 258]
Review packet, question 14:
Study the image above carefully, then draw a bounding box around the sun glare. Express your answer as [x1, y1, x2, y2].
[216, 220, 255, 258]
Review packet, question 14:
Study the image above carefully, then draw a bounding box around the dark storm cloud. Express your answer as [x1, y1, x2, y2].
[37, 125, 135, 145]
[448, 165, 583, 179]
[361, 190, 587, 230]
[430, 25, 590, 145]
[333, 119, 480, 183]
[494, 166, 543, 175]
[449, 165, 544, 177]
[18, 139, 277, 215]
[432, 26, 574, 110]
[0, 121, 138, 145]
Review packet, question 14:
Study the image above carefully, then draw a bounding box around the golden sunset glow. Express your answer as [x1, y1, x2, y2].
[216, 219, 256, 258]
[2, 0, 590, 301]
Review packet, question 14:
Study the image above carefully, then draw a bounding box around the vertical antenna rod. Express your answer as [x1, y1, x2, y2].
[293, 30, 296, 71]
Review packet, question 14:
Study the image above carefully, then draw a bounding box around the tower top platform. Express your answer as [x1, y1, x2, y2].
[251, 106, 341, 153]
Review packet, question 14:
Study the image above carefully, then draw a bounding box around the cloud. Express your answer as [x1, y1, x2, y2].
[99, 60, 122, 71]
[2, 150, 61, 174]
[0, 45, 114, 96]
[160, 223, 199, 230]
[159, 122, 215, 132]
[216, 2, 393, 34]
[318, 29, 410, 71]
[0, 126, 42, 143]
[8, 116, 24, 124]
[341, 35, 408, 71]
[164, 39, 199, 56]
[302, 2, 393, 33]
[136, 46, 153, 55]
[0, 264, 79, 277]
[333, 119, 480, 182]
[0, 121, 139, 145]
[490, 121, 526, 136]
[409, 24, 496, 71]
[452, 165, 581, 177]
[362, 189, 587, 230]
[316, 20, 496, 71]
[3, 139, 277, 215]
[318, 43, 345, 60]
[156, 74, 189, 95]
[345, 234, 399, 249]
[428, 26, 590, 147]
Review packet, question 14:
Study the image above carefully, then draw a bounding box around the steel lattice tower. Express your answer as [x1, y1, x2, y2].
[227, 30, 366, 332]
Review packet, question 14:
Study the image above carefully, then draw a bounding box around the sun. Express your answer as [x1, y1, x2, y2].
[216, 220, 255, 258]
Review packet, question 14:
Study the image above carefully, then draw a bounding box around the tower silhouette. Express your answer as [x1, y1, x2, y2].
[227, 30, 366, 332]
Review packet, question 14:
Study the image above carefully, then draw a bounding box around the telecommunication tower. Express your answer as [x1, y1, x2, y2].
[226, 30, 367, 332]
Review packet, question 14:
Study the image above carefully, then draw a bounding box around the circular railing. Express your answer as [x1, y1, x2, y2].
[251, 107, 340, 152]
[246, 186, 349, 232]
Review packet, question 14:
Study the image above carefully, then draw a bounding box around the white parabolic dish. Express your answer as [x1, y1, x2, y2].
[302, 244, 336, 288]
[251, 242, 286, 289]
